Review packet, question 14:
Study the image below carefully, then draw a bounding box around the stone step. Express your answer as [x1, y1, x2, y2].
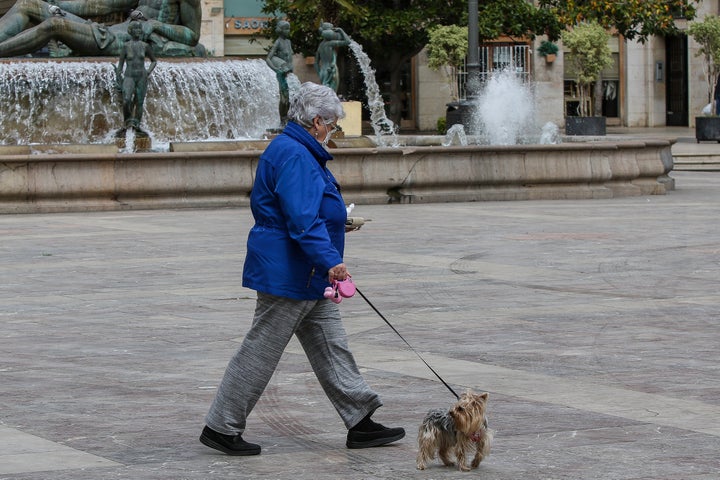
[673, 153, 720, 171]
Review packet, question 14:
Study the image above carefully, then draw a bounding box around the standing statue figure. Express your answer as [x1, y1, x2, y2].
[315, 22, 350, 92]
[0, 0, 203, 58]
[115, 19, 156, 136]
[265, 20, 293, 125]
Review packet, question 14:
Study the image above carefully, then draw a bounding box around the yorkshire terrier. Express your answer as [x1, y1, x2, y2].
[416, 390, 493, 471]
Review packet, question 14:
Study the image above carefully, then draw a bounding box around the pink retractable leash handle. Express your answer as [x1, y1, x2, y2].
[323, 276, 356, 303]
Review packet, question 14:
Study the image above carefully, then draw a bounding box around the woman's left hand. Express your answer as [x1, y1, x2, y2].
[328, 263, 349, 282]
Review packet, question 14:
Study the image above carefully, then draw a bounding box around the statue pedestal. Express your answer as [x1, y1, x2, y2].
[133, 135, 153, 152]
[114, 129, 153, 152]
[339, 101, 362, 136]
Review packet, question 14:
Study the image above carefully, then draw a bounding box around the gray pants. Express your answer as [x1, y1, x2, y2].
[205, 292, 383, 435]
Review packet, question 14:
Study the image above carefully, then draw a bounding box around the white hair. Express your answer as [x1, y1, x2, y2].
[288, 82, 345, 127]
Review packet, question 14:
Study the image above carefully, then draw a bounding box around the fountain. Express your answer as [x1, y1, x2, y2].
[0, 13, 674, 212]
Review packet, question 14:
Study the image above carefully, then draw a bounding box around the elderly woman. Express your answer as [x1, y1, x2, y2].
[200, 82, 405, 455]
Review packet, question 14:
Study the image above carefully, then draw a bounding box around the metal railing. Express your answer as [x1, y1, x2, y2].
[458, 44, 530, 100]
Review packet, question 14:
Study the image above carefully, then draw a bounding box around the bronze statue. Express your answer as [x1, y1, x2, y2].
[115, 20, 156, 136]
[315, 22, 350, 92]
[265, 20, 293, 125]
[0, 0, 203, 57]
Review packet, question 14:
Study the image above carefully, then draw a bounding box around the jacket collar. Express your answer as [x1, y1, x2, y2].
[283, 121, 334, 166]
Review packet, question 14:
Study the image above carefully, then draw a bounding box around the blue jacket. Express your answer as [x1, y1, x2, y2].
[242, 121, 346, 300]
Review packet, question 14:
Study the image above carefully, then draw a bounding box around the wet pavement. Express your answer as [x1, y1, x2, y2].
[1, 168, 719, 479]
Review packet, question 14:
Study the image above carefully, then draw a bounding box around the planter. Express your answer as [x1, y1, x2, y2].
[565, 116, 606, 136]
[695, 116, 720, 143]
[544, 53, 556, 64]
[446, 100, 474, 129]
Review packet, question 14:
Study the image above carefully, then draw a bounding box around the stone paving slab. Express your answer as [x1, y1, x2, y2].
[1, 170, 719, 479]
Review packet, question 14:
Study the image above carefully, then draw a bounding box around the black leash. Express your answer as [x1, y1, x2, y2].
[355, 287, 460, 400]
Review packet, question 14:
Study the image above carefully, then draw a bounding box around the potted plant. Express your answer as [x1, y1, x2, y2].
[561, 21, 613, 135]
[537, 40, 559, 63]
[425, 24, 469, 128]
[688, 15, 720, 142]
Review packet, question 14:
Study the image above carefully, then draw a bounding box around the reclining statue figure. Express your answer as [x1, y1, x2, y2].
[0, 0, 204, 57]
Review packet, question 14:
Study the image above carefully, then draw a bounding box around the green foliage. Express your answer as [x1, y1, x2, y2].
[437, 116, 447, 135]
[258, 0, 569, 121]
[260, 0, 467, 124]
[426, 25, 467, 101]
[562, 22, 612, 116]
[562, 22, 612, 85]
[689, 15, 720, 108]
[427, 25, 468, 71]
[478, 0, 563, 42]
[539, 0, 698, 42]
[262, 0, 466, 59]
[537, 40, 559, 57]
[262, 1, 693, 121]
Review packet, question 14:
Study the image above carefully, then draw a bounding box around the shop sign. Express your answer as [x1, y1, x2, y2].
[225, 17, 270, 35]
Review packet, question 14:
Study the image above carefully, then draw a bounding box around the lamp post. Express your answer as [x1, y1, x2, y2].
[446, 0, 479, 132]
[466, 0, 480, 101]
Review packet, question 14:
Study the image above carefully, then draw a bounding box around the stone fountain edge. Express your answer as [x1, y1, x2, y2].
[0, 139, 674, 214]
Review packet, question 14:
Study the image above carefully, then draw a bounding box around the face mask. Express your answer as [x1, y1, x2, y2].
[322, 119, 337, 149]
[322, 130, 333, 148]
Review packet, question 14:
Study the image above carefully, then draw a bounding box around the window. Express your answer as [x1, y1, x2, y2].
[457, 43, 530, 100]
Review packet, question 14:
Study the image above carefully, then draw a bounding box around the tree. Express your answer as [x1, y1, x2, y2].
[688, 15, 720, 113]
[261, 0, 566, 126]
[540, 0, 699, 116]
[262, 0, 467, 126]
[539, 0, 698, 43]
[478, 0, 563, 42]
[426, 25, 468, 102]
[562, 21, 612, 117]
[262, 1, 696, 125]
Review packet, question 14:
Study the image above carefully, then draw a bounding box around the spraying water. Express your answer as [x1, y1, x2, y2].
[287, 72, 301, 100]
[474, 68, 536, 145]
[442, 123, 468, 146]
[539, 121, 561, 144]
[347, 40, 398, 147]
[0, 59, 280, 146]
[118, 127, 137, 154]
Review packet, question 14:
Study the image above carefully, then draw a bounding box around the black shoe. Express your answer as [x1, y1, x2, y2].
[199, 426, 261, 456]
[346, 417, 405, 449]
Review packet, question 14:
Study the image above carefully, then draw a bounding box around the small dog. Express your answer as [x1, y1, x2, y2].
[416, 390, 493, 471]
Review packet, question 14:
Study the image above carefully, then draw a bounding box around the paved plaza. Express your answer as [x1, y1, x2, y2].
[1, 168, 719, 479]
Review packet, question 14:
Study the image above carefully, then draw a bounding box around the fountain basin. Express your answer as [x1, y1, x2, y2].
[0, 138, 674, 213]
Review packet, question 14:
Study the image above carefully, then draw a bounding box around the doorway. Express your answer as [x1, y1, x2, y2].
[666, 34, 688, 126]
